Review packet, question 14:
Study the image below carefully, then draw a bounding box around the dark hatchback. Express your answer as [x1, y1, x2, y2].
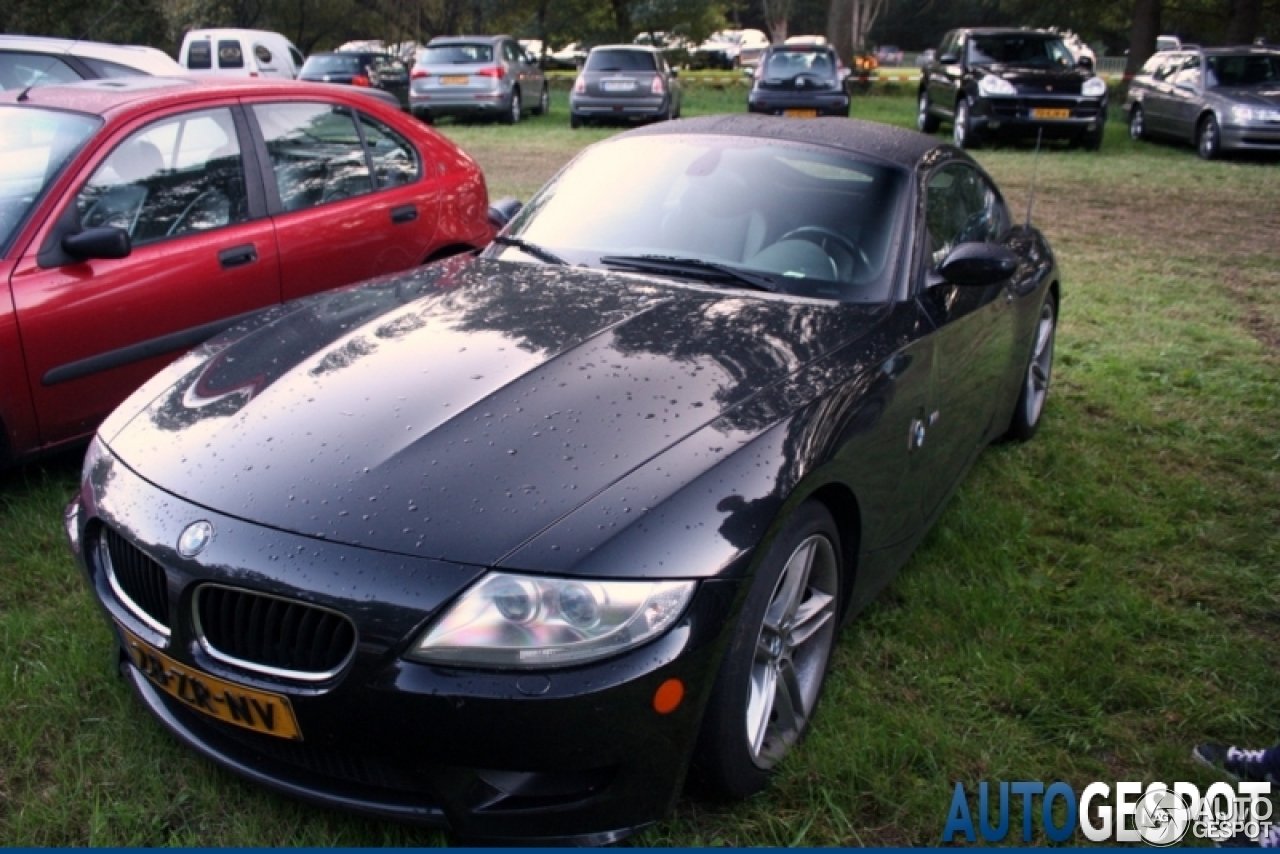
[68, 115, 1060, 844]
[748, 43, 850, 117]
[918, 28, 1108, 149]
[299, 51, 411, 110]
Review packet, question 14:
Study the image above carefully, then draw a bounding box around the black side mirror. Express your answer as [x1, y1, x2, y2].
[1077, 55, 1094, 71]
[937, 242, 1019, 286]
[670, 68, 679, 78]
[487, 197, 524, 230]
[939, 53, 959, 65]
[63, 226, 131, 261]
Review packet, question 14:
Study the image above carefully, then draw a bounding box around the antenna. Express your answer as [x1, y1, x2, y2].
[1024, 128, 1043, 228]
[16, 0, 126, 102]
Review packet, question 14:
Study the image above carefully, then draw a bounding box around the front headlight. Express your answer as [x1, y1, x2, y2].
[406, 572, 697, 669]
[978, 74, 1016, 96]
[1082, 77, 1107, 98]
[1230, 104, 1280, 123]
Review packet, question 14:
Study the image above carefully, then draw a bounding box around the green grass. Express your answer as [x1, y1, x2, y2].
[2, 88, 1278, 845]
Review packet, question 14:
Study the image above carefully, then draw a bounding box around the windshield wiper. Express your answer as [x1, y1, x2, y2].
[599, 254, 779, 292]
[493, 235, 568, 266]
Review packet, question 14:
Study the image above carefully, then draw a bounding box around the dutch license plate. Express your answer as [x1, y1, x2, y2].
[1032, 108, 1071, 119]
[602, 79, 635, 92]
[440, 75, 468, 85]
[121, 626, 302, 740]
[784, 109, 818, 118]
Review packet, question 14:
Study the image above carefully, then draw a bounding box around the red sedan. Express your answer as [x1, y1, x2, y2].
[0, 76, 493, 467]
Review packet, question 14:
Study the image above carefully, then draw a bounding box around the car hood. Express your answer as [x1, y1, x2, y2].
[1215, 86, 1280, 107]
[103, 257, 880, 568]
[982, 65, 1091, 94]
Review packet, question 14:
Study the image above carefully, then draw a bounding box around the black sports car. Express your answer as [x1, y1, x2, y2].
[66, 115, 1060, 844]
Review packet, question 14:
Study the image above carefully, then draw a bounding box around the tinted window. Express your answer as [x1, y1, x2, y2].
[762, 49, 837, 79]
[421, 44, 493, 64]
[0, 52, 82, 89]
[218, 40, 244, 69]
[76, 108, 248, 246]
[968, 35, 1073, 68]
[585, 50, 657, 72]
[253, 103, 373, 211]
[925, 164, 1007, 269]
[302, 54, 363, 75]
[1207, 53, 1280, 87]
[80, 57, 149, 78]
[186, 40, 212, 70]
[358, 114, 419, 189]
[254, 44, 274, 64]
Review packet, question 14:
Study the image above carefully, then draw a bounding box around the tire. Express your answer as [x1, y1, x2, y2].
[953, 97, 979, 149]
[1128, 105, 1145, 141]
[533, 85, 549, 116]
[570, 112, 583, 129]
[692, 501, 843, 800]
[917, 90, 940, 133]
[502, 88, 522, 125]
[1004, 294, 1057, 442]
[1197, 114, 1221, 160]
[1078, 125, 1104, 151]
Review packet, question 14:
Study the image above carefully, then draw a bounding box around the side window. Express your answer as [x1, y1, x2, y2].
[218, 40, 245, 70]
[75, 108, 248, 245]
[254, 44, 274, 65]
[289, 47, 305, 70]
[253, 102, 373, 211]
[80, 57, 148, 79]
[924, 164, 1008, 269]
[357, 113, 420, 189]
[186, 40, 212, 70]
[1171, 58, 1201, 89]
[0, 52, 82, 89]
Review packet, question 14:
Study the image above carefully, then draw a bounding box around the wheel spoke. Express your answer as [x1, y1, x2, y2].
[786, 589, 835, 648]
[747, 658, 777, 757]
[765, 540, 815, 631]
[758, 659, 804, 764]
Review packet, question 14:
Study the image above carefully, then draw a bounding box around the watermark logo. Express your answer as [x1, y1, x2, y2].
[1134, 787, 1192, 846]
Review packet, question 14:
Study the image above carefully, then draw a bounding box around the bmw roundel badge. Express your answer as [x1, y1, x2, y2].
[178, 521, 213, 557]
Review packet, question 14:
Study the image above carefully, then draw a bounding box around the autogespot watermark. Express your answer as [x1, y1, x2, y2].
[942, 780, 1274, 845]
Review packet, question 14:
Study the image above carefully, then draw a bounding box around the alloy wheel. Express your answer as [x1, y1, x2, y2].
[1023, 300, 1056, 428]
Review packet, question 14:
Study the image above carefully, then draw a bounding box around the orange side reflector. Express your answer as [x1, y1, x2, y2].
[653, 678, 684, 714]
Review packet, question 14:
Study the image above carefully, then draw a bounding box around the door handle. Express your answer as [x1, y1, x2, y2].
[391, 205, 417, 224]
[218, 245, 257, 269]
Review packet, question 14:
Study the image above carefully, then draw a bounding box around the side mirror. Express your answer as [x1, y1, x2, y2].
[1076, 55, 1094, 71]
[670, 68, 679, 78]
[939, 53, 959, 65]
[487, 197, 524, 230]
[62, 226, 131, 261]
[937, 242, 1019, 286]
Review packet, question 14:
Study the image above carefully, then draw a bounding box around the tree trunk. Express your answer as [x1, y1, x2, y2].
[827, 0, 851, 62]
[1124, 0, 1162, 82]
[1225, 0, 1263, 45]
[763, 0, 792, 43]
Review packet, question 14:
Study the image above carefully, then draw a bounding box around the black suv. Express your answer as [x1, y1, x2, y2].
[918, 28, 1108, 149]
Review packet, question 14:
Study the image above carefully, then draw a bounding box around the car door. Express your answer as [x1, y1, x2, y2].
[248, 99, 440, 302]
[1142, 53, 1183, 135]
[9, 103, 280, 448]
[1167, 55, 1205, 141]
[505, 39, 538, 110]
[911, 162, 1018, 523]
[928, 31, 964, 120]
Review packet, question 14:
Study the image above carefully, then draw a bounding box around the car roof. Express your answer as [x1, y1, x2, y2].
[0, 34, 185, 76]
[0, 75, 391, 115]
[620, 114, 951, 170]
[428, 35, 509, 46]
[1200, 45, 1279, 55]
[959, 28, 1060, 38]
[589, 44, 661, 53]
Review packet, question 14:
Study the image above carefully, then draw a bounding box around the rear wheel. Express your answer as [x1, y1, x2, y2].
[1197, 114, 1221, 160]
[692, 501, 842, 799]
[502, 88, 522, 124]
[1005, 294, 1057, 441]
[917, 90, 940, 133]
[533, 85, 549, 116]
[570, 112, 583, 129]
[1128, 105, 1145, 140]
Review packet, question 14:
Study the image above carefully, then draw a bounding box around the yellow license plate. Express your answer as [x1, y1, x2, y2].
[440, 75, 468, 85]
[784, 109, 818, 118]
[1032, 108, 1071, 119]
[121, 626, 302, 740]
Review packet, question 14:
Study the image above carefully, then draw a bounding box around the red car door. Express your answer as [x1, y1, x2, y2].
[247, 99, 441, 302]
[9, 102, 281, 449]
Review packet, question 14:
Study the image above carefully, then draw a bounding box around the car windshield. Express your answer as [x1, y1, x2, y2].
[763, 49, 837, 79]
[1206, 53, 1280, 87]
[585, 50, 656, 72]
[0, 106, 101, 253]
[302, 54, 363, 74]
[420, 44, 493, 64]
[968, 35, 1073, 68]
[496, 135, 906, 302]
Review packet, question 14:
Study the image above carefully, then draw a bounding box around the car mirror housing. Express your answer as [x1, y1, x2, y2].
[1076, 55, 1094, 71]
[487, 197, 524, 230]
[937, 242, 1019, 286]
[939, 53, 959, 65]
[62, 227, 131, 262]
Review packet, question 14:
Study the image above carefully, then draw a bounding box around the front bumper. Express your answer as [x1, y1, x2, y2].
[67, 446, 742, 843]
[1221, 121, 1280, 153]
[971, 94, 1106, 140]
[748, 90, 850, 117]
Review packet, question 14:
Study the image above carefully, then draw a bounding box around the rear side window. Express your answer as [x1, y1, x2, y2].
[253, 102, 373, 211]
[358, 114, 419, 189]
[218, 40, 244, 69]
[585, 50, 656, 72]
[80, 57, 148, 78]
[254, 44, 274, 64]
[186, 40, 212, 70]
[421, 44, 493, 64]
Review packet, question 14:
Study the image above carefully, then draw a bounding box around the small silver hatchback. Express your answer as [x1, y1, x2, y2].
[410, 35, 548, 124]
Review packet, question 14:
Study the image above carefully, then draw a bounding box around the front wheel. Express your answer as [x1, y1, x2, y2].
[953, 98, 979, 149]
[918, 90, 940, 133]
[1197, 114, 1221, 160]
[1129, 105, 1146, 141]
[1004, 294, 1057, 441]
[692, 501, 842, 800]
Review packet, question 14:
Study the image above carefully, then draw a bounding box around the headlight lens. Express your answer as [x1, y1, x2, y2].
[1082, 77, 1107, 97]
[1231, 104, 1280, 123]
[978, 74, 1016, 96]
[407, 572, 697, 669]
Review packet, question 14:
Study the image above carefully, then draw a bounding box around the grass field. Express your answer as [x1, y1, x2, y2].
[1, 87, 1278, 846]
